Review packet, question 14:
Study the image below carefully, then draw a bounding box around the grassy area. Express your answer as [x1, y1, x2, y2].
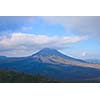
[0, 69, 99, 83]
[0, 70, 60, 83]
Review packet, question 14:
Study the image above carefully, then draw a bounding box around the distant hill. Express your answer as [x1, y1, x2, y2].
[85, 59, 100, 64]
[0, 56, 7, 59]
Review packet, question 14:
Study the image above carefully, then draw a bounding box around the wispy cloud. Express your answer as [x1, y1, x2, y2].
[43, 16, 100, 36]
[21, 26, 33, 31]
[0, 16, 35, 33]
[80, 52, 88, 57]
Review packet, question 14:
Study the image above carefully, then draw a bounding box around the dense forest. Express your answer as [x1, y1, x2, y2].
[0, 69, 60, 83]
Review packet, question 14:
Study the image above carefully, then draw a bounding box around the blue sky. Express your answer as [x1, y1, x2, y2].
[0, 16, 100, 59]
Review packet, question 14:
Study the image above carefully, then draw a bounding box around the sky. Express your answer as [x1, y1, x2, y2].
[0, 16, 100, 59]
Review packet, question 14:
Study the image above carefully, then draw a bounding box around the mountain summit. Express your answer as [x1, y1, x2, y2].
[32, 48, 63, 57]
[31, 48, 85, 64]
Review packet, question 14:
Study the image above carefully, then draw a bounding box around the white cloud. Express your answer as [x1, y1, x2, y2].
[0, 16, 35, 33]
[0, 33, 86, 57]
[21, 26, 33, 31]
[81, 52, 87, 57]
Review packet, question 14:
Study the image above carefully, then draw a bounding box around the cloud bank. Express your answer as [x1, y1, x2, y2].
[0, 33, 86, 57]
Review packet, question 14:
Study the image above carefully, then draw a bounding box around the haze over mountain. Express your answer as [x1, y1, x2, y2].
[0, 48, 100, 82]
[85, 59, 100, 64]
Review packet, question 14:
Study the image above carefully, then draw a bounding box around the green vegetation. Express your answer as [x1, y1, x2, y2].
[0, 69, 99, 83]
[0, 70, 60, 83]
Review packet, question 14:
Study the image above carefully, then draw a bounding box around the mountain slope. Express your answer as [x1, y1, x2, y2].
[31, 48, 86, 63]
[0, 48, 100, 82]
[30, 48, 100, 69]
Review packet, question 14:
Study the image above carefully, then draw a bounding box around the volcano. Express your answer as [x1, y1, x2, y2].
[31, 48, 86, 64]
[0, 48, 100, 82]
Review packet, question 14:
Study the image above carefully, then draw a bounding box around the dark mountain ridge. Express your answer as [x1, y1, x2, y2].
[0, 56, 7, 59]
